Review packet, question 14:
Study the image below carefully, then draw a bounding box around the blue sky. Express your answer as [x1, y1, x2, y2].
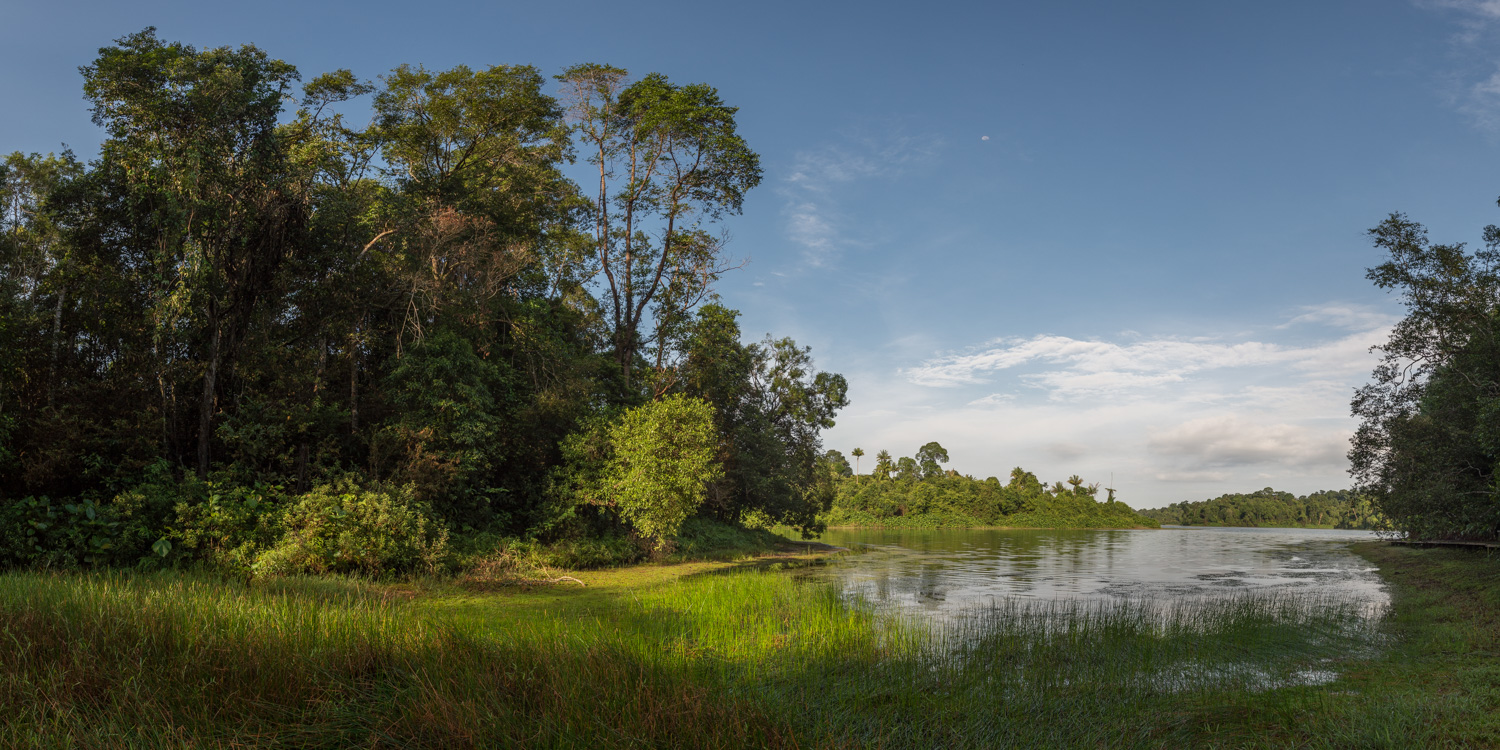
[5, 0, 1500, 506]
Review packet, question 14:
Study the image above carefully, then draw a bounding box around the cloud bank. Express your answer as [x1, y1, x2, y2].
[823, 304, 1396, 508]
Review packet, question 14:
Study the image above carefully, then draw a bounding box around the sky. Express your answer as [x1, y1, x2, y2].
[4, 0, 1500, 507]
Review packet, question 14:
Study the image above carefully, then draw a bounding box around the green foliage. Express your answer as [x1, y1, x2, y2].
[1352, 210, 1500, 540]
[605, 395, 722, 547]
[822, 457, 1157, 529]
[374, 329, 514, 523]
[1139, 488, 1383, 529]
[167, 481, 287, 574]
[676, 305, 848, 534]
[1, 30, 850, 574]
[0, 496, 120, 568]
[915, 441, 949, 479]
[252, 480, 450, 577]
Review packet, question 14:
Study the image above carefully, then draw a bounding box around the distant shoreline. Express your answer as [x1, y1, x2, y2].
[820, 524, 1160, 531]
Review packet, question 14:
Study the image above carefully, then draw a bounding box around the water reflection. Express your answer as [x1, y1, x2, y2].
[813, 527, 1389, 618]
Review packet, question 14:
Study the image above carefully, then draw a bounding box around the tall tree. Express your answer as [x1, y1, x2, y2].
[851, 447, 864, 475]
[916, 441, 949, 479]
[556, 65, 761, 392]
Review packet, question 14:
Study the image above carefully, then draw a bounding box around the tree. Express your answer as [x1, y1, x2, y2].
[81, 29, 304, 476]
[916, 441, 949, 479]
[1351, 211, 1500, 541]
[851, 447, 864, 475]
[605, 394, 721, 547]
[675, 305, 848, 533]
[370, 62, 569, 349]
[894, 456, 920, 482]
[873, 449, 893, 480]
[823, 449, 852, 477]
[556, 65, 762, 392]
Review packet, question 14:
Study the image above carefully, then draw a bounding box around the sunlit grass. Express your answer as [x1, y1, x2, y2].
[0, 555, 1452, 748]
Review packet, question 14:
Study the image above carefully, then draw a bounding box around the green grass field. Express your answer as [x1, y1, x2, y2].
[0, 543, 1494, 748]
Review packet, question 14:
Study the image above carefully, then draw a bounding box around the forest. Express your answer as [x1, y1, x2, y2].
[0, 29, 855, 576]
[1137, 488, 1381, 529]
[818, 443, 1156, 528]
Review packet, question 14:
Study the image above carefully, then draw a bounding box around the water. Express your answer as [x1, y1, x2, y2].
[812, 526, 1390, 619]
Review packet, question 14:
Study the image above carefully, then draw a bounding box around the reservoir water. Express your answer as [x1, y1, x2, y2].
[811, 526, 1390, 619]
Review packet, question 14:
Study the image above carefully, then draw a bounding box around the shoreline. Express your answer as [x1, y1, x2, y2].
[819, 524, 1159, 531]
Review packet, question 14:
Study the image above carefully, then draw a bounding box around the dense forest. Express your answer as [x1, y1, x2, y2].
[817, 443, 1157, 529]
[0, 30, 851, 574]
[1351, 209, 1500, 542]
[1138, 488, 1381, 529]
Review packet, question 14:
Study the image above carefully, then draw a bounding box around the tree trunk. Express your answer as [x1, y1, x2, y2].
[197, 317, 222, 478]
[46, 285, 64, 410]
[349, 327, 360, 434]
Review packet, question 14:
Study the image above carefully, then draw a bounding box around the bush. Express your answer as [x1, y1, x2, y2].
[0, 495, 121, 568]
[607, 395, 722, 547]
[168, 481, 286, 574]
[253, 481, 450, 578]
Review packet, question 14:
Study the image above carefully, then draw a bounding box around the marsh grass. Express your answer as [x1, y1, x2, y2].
[0, 565, 1395, 748]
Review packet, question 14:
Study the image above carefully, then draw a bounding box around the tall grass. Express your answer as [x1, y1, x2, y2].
[0, 567, 1387, 748]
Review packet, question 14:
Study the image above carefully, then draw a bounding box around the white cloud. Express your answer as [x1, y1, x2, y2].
[1147, 416, 1350, 468]
[1276, 303, 1399, 331]
[1421, 0, 1500, 19]
[1154, 470, 1232, 483]
[904, 306, 1390, 399]
[778, 131, 942, 265]
[1417, 1, 1500, 130]
[1461, 66, 1500, 131]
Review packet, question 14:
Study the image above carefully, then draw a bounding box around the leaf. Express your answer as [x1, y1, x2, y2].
[85, 505, 96, 520]
[152, 537, 172, 558]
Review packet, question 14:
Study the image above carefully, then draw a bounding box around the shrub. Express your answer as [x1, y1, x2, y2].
[253, 481, 450, 578]
[0, 495, 120, 568]
[606, 395, 722, 548]
[168, 481, 286, 574]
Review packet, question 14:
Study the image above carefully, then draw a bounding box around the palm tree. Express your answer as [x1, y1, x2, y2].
[851, 447, 865, 475]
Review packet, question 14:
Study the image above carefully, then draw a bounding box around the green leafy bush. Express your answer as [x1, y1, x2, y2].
[606, 394, 722, 547]
[0, 495, 120, 568]
[169, 482, 286, 574]
[253, 481, 450, 577]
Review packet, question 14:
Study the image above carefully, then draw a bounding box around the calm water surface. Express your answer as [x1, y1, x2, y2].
[812, 526, 1389, 618]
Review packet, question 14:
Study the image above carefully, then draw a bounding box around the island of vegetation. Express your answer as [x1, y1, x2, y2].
[1, 27, 1499, 749]
[816, 443, 1157, 529]
[1138, 488, 1382, 529]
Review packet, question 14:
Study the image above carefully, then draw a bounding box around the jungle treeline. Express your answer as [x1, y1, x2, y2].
[817, 444, 1157, 529]
[1138, 488, 1381, 530]
[0, 29, 851, 575]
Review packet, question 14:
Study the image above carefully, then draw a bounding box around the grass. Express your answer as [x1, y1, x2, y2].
[0, 543, 1495, 747]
